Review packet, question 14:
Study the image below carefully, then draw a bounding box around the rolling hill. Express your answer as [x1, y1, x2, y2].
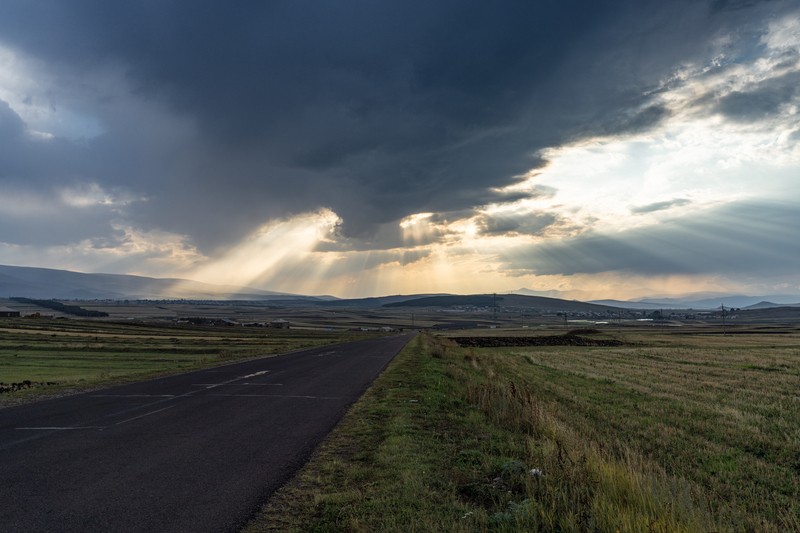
[0, 264, 325, 301]
[384, 293, 621, 313]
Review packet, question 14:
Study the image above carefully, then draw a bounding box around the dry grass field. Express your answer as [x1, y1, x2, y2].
[250, 326, 799, 532]
[452, 327, 800, 530]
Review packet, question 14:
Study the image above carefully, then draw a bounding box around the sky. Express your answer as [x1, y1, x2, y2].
[0, 0, 799, 299]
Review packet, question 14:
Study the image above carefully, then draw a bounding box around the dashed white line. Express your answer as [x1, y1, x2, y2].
[194, 369, 272, 389]
[114, 405, 176, 426]
[92, 394, 176, 398]
[241, 370, 270, 379]
[211, 394, 340, 400]
[16, 426, 106, 431]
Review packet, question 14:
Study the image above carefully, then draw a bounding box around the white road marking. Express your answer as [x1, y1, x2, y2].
[241, 370, 270, 379]
[91, 394, 176, 398]
[16, 426, 105, 430]
[15, 367, 285, 432]
[114, 405, 176, 426]
[13, 341, 393, 432]
[211, 394, 340, 400]
[195, 369, 271, 389]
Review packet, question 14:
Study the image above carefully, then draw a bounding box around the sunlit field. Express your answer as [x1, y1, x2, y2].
[251, 327, 800, 532]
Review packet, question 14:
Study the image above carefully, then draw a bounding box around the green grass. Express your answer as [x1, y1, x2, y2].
[244, 334, 483, 532]
[477, 330, 800, 530]
[245, 329, 800, 532]
[0, 318, 366, 404]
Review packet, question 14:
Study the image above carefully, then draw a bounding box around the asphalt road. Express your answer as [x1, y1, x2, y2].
[0, 333, 415, 533]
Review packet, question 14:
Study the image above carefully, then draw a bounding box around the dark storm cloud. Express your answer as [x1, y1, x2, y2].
[715, 71, 800, 123]
[0, 0, 795, 251]
[570, 104, 673, 141]
[314, 224, 447, 253]
[711, 0, 772, 11]
[607, 105, 673, 136]
[0, 99, 23, 139]
[0, 96, 167, 246]
[501, 201, 800, 276]
[476, 212, 558, 237]
[630, 198, 692, 214]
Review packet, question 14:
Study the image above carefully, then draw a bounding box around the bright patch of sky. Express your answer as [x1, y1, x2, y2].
[500, 13, 800, 234]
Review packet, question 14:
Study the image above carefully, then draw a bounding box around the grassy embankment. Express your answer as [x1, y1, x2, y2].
[0, 318, 359, 405]
[246, 329, 799, 532]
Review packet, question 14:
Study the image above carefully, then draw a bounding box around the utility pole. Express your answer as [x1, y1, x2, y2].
[721, 304, 726, 335]
[493, 293, 497, 323]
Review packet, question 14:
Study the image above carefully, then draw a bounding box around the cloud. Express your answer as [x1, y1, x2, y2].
[0, 0, 799, 303]
[357, 249, 432, 269]
[715, 71, 800, 123]
[571, 104, 673, 141]
[501, 200, 800, 277]
[0, 224, 203, 278]
[630, 198, 692, 214]
[0, 98, 24, 139]
[315, 217, 452, 252]
[0, 184, 133, 246]
[1, 0, 794, 253]
[476, 212, 558, 236]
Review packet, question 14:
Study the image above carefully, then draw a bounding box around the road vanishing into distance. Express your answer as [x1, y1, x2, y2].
[0, 333, 415, 533]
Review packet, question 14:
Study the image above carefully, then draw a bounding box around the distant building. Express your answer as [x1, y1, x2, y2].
[0, 306, 20, 317]
[268, 319, 290, 329]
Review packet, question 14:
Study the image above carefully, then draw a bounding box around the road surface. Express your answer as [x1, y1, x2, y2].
[0, 333, 415, 532]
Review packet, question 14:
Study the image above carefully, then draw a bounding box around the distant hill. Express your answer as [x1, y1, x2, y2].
[737, 306, 800, 320]
[744, 301, 800, 310]
[589, 299, 669, 310]
[384, 293, 620, 313]
[637, 294, 800, 309]
[10, 263, 797, 313]
[514, 288, 573, 298]
[384, 295, 496, 307]
[259, 294, 450, 308]
[309, 294, 448, 307]
[585, 295, 800, 310]
[0, 264, 325, 301]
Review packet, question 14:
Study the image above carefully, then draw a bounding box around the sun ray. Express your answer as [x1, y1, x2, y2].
[182, 209, 341, 296]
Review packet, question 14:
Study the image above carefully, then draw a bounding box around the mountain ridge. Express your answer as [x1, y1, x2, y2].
[5, 264, 799, 312]
[521, 288, 800, 309]
[0, 264, 324, 301]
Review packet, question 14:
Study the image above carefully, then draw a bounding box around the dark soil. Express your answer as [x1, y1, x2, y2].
[0, 380, 59, 394]
[449, 334, 624, 347]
